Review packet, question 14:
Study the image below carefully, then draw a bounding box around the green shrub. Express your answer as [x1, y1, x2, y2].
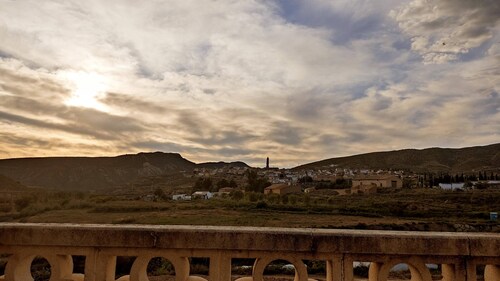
[256, 201, 268, 209]
[31, 257, 51, 281]
[266, 194, 280, 204]
[147, 257, 175, 276]
[230, 190, 244, 201]
[245, 192, 262, 202]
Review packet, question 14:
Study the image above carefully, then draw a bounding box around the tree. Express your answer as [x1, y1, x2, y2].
[192, 177, 213, 192]
[154, 188, 167, 200]
[228, 179, 238, 188]
[245, 170, 271, 193]
[216, 178, 229, 189]
[289, 195, 298, 205]
[230, 190, 244, 201]
[298, 176, 313, 183]
[303, 194, 311, 206]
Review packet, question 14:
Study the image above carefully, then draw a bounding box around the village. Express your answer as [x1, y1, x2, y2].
[165, 159, 500, 202]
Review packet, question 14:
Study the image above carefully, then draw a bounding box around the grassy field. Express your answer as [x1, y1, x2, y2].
[1, 188, 499, 232]
[2, 188, 497, 281]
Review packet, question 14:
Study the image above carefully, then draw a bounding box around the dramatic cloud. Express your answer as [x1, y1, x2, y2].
[0, 0, 498, 167]
[391, 0, 500, 63]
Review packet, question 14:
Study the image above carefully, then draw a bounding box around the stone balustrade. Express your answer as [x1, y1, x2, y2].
[0, 223, 498, 281]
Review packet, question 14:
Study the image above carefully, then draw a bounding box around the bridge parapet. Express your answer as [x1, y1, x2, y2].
[0, 223, 498, 281]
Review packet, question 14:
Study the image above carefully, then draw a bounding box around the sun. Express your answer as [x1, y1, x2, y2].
[62, 71, 108, 110]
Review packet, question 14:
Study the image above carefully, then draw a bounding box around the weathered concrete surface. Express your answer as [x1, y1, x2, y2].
[0, 223, 499, 281]
[0, 223, 498, 256]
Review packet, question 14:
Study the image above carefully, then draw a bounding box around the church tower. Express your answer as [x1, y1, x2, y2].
[266, 157, 269, 169]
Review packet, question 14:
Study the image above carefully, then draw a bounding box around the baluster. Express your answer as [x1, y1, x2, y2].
[252, 257, 308, 281]
[84, 251, 116, 281]
[46, 255, 73, 281]
[129, 256, 150, 281]
[327, 255, 353, 281]
[208, 252, 231, 281]
[368, 262, 382, 281]
[5, 254, 34, 281]
[170, 257, 189, 281]
[483, 265, 498, 281]
[465, 260, 477, 281]
[442, 264, 456, 281]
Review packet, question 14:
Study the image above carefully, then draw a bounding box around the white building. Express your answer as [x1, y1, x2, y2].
[172, 194, 191, 200]
[192, 191, 213, 200]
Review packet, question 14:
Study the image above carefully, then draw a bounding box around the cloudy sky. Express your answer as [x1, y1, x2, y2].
[0, 0, 499, 167]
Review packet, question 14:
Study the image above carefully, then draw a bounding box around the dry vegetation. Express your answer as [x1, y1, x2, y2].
[2, 188, 496, 281]
[1, 188, 499, 232]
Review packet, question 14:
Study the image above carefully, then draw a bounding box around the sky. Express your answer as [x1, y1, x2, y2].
[0, 0, 499, 168]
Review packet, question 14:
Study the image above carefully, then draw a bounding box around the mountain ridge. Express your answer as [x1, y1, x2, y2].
[0, 152, 253, 191]
[0, 152, 197, 191]
[293, 143, 500, 173]
[1, 143, 498, 191]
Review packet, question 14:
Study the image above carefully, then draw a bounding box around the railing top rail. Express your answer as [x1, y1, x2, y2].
[1, 223, 499, 257]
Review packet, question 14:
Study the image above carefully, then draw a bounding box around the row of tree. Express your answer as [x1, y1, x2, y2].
[192, 177, 238, 193]
[298, 176, 351, 189]
[419, 172, 499, 186]
[192, 170, 271, 193]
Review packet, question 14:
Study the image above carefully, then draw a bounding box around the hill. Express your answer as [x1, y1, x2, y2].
[197, 161, 249, 169]
[294, 143, 500, 173]
[0, 152, 196, 191]
[0, 174, 30, 191]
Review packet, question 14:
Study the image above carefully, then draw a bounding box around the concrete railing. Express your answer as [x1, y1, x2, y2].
[0, 223, 498, 281]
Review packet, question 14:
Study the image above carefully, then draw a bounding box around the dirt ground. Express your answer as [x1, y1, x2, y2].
[148, 274, 410, 281]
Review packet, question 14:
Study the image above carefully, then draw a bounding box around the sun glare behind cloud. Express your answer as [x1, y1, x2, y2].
[62, 71, 108, 111]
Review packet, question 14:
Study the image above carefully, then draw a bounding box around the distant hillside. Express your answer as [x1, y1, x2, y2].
[197, 161, 249, 169]
[0, 174, 29, 191]
[0, 152, 196, 191]
[294, 143, 500, 173]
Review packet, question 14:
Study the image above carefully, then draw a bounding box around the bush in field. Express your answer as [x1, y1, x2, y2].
[327, 196, 336, 205]
[14, 197, 32, 211]
[245, 192, 262, 202]
[266, 193, 280, 204]
[230, 190, 244, 201]
[256, 201, 268, 209]
[303, 194, 311, 206]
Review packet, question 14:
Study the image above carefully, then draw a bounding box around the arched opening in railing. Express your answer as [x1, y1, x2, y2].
[368, 258, 433, 281]
[232, 258, 254, 281]
[0, 254, 9, 280]
[129, 255, 191, 281]
[388, 263, 412, 280]
[115, 256, 136, 281]
[253, 258, 308, 281]
[353, 261, 370, 280]
[146, 257, 175, 280]
[303, 260, 326, 281]
[187, 257, 209, 281]
[70, 256, 85, 281]
[30, 256, 51, 281]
